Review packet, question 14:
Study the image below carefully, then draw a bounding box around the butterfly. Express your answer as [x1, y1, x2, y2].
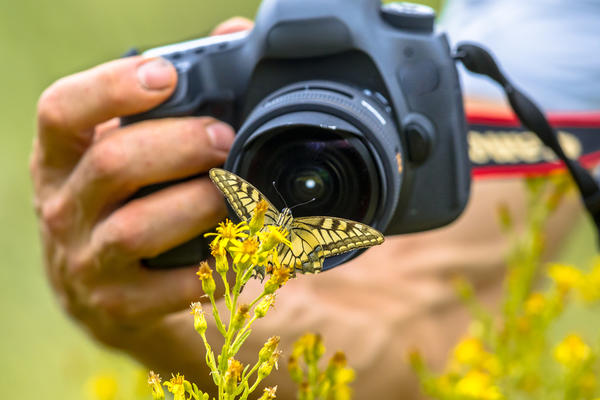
[208, 168, 384, 274]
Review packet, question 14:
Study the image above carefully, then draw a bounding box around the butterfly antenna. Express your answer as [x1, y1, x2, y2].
[290, 197, 317, 211]
[272, 180, 289, 209]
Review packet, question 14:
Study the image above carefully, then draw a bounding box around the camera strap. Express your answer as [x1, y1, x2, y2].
[454, 43, 600, 242]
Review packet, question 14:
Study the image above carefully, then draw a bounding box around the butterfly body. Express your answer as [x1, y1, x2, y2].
[209, 168, 384, 273]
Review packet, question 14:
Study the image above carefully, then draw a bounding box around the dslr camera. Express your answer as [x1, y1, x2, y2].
[126, 0, 472, 270]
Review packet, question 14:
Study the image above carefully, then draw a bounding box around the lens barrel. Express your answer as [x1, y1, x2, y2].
[226, 81, 404, 269]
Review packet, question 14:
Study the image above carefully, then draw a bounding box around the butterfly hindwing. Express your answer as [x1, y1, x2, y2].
[279, 216, 385, 273]
[209, 168, 279, 225]
[278, 224, 326, 273]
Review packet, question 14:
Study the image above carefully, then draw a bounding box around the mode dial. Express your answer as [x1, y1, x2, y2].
[381, 2, 436, 32]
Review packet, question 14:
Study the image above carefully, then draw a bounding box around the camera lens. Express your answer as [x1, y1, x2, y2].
[290, 168, 326, 203]
[226, 81, 403, 269]
[239, 125, 378, 223]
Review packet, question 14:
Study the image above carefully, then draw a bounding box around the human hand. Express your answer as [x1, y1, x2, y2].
[30, 17, 253, 349]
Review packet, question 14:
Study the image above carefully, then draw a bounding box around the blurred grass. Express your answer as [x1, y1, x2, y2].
[0, 0, 593, 399]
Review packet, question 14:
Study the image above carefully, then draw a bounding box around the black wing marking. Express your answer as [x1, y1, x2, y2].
[209, 168, 279, 225]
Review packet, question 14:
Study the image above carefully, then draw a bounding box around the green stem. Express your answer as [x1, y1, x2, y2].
[248, 291, 266, 309]
[220, 271, 232, 310]
[200, 333, 218, 375]
[208, 293, 227, 337]
[232, 315, 258, 351]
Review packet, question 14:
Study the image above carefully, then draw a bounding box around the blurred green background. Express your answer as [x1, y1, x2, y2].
[0, 0, 596, 399]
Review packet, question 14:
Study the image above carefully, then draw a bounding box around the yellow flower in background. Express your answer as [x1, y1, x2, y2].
[553, 334, 592, 368]
[548, 264, 583, 293]
[453, 337, 487, 367]
[454, 370, 503, 400]
[525, 292, 547, 316]
[578, 258, 600, 303]
[85, 373, 118, 400]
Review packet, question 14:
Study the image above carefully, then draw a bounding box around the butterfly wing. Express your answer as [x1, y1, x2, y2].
[279, 216, 385, 273]
[208, 168, 279, 225]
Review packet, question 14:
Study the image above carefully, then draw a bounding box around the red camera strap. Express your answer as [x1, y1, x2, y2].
[468, 110, 600, 179]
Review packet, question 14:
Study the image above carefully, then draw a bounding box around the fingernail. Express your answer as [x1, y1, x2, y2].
[206, 122, 235, 151]
[137, 58, 175, 90]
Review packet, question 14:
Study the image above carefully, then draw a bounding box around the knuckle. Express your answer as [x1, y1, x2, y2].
[95, 211, 142, 258]
[37, 81, 69, 132]
[41, 194, 71, 236]
[85, 140, 126, 182]
[89, 287, 131, 322]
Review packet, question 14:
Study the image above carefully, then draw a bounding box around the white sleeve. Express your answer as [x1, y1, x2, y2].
[437, 0, 600, 112]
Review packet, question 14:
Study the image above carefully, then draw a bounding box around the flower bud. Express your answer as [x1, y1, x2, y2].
[196, 261, 216, 296]
[147, 371, 165, 400]
[258, 386, 278, 400]
[231, 304, 250, 332]
[210, 241, 229, 274]
[190, 302, 207, 335]
[287, 355, 303, 383]
[264, 267, 290, 295]
[259, 336, 280, 363]
[249, 199, 269, 235]
[255, 294, 276, 318]
[224, 358, 244, 394]
[259, 351, 281, 380]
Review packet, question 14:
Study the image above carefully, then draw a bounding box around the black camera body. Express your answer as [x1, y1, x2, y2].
[125, 0, 472, 270]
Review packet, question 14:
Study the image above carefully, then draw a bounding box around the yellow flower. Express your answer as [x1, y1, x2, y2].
[230, 237, 261, 265]
[578, 259, 600, 302]
[249, 199, 270, 234]
[553, 333, 592, 367]
[205, 219, 248, 248]
[293, 333, 325, 365]
[259, 225, 292, 253]
[326, 352, 356, 385]
[454, 370, 503, 400]
[453, 337, 487, 367]
[525, 292, 547, 316]
[147, 371, 165, 400]
[548, 264, 583, 293]
[86, 373, 118, 400]
[163, 374, 188, 400]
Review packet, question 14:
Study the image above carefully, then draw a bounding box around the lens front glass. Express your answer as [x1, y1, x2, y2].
[240, 126, 379, 223]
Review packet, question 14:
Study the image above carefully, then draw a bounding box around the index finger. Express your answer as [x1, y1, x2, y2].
[36, 56, 177, 168]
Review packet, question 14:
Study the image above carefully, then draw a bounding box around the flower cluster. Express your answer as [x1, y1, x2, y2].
[287, 333, 355, 400]
[149, 200, 293, 400]
[411, 176, 600, 400]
